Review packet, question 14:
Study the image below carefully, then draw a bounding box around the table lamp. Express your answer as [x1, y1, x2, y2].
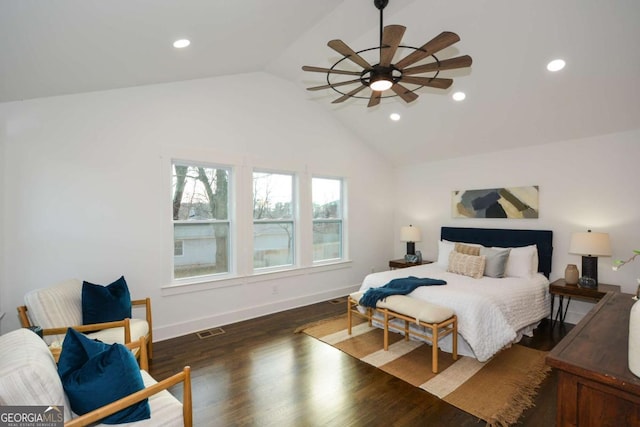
[569, 230, 612, 286]
[400, 225, 422, 256]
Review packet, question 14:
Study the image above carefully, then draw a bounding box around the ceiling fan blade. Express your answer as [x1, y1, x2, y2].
[327, 39, 373, 70]
[302, 66, 362, 76]
[367, 91, 382, 108]
[399, 76, 453, 89]
[306, 78, 362, 91]
[391, 83, 419, 103]
[403, 55, 473, 76]
[331, 84, 368, 104]
[395, 32, 461, 70]
[380, 25, 406, 67]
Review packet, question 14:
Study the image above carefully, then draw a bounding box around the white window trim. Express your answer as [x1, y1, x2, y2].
[161, 147, 350, 291]
[252, 169, 297, 272]
[312, 176, 347, 264]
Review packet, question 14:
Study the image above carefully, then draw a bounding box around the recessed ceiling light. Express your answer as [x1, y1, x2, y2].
[389, 113, 401, 121]
[452, 92, 466, 101]
[173, 39, 191, 49]
[547, 59, 565, 72]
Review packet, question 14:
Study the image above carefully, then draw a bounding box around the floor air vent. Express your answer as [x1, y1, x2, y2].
[196, 327, 225, 339]
[328, 297, 347, 305]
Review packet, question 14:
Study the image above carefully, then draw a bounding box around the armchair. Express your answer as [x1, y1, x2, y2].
[17, 278, 153, 358]
[0, 329, 191, 426]
[66, 336, 192, 427]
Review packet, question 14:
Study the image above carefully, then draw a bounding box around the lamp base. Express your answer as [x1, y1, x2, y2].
[406, 242, 415, 256]
[581, 255, 599, 285]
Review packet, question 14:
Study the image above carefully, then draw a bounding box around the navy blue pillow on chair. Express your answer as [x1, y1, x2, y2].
[58, 328, 150, 424]
[82, 276, 132, 324]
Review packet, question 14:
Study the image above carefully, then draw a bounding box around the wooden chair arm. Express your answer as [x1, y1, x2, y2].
[63, 366, 192, 427]
[17, 305, 31, 328]
[42, 318, 132, 343]
[131, 297, 153, 358]
[124, 336, 149, 371]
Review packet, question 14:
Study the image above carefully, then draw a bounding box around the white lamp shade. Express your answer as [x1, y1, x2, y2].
[400, 226, 422, 242]
[569, 232, 612, 256]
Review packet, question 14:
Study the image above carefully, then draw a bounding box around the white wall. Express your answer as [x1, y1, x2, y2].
[0, 72, 395, 337]
[394, 130, 640, 324]
[0, 116, 5, 326]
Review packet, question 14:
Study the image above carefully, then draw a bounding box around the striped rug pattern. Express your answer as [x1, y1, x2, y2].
[300, 315, 550, 427]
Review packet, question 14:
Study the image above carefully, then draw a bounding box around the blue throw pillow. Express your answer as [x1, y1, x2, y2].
[82, 276, 132, 324]
[58, 328, 150, 424]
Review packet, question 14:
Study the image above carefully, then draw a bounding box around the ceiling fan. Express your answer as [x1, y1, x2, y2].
[302, 0, 472, 107]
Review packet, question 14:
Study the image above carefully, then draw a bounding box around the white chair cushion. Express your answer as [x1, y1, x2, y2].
[24, 279, 83, 344]
[87, 318, 149, 344]
[0, 329, 73, 421]
[377, 295, 454, 324]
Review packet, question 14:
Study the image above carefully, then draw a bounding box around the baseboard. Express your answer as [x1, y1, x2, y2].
[154, 284, 361, 341]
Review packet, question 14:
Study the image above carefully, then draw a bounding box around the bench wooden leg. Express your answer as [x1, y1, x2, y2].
[347, 297, 353, 335]
[452, 315, 458, 361]
[383, 309, 389, 351]
[432, 325, 439, 373]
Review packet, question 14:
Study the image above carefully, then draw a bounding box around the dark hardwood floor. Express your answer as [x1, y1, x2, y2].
[150, 299, 572, 426]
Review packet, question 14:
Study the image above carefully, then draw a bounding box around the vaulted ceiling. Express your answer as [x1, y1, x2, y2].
[2, 0, 639, 166]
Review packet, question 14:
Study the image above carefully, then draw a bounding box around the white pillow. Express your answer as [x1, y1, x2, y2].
[437, 240, 456, 268]
[494, 244, 538, 278]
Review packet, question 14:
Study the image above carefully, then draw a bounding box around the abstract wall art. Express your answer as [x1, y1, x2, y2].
[452, 186, 539, 219]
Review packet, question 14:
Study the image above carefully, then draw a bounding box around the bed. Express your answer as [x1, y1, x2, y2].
[357, 227, 553, 362]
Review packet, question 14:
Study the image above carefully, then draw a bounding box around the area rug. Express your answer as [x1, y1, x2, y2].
[298, 314, 550, 427]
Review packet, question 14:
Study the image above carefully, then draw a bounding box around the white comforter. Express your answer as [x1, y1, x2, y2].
[358, 263, 550, 362]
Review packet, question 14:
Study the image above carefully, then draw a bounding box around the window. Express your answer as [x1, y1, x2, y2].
[312, 177, 343, 262]
[253, 172, 294, 269]
[172, 162, 230, 279]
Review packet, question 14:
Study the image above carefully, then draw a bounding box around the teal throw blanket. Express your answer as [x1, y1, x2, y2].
[359, 276, 447, 308]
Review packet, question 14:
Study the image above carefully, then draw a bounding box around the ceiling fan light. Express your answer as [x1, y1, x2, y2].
[452, 91, 466, 101]
[173, 39, 191, 48]
[547, 59, 565, 72]
[370, 78, 393, 92]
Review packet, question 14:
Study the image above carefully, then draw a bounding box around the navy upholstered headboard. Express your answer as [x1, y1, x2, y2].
[441, 227, 553, 278]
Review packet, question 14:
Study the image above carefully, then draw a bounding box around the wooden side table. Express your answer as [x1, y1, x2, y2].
[388, 259, 432, 270]
[549, 278, 621, 324]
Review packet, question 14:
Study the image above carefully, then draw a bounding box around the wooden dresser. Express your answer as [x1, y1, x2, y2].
[546, 291, 640, 426]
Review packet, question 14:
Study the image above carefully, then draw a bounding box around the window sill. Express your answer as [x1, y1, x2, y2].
[161, 260, 352, 296]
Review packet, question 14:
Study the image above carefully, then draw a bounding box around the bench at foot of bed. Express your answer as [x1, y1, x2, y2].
[348, 292, 458, 373]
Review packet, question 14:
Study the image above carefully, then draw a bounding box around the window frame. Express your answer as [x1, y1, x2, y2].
[311, 176, 345, 264]
[252, 170, 297, 272]
[162, 151, 351, 294]
[171, 160, 233, 282]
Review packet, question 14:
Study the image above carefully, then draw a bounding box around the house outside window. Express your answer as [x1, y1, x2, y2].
[312, 177, 343, 262]
[172, 162, 230, 279]
[174, 240, 184, 257]
[253, 171, 294, 269]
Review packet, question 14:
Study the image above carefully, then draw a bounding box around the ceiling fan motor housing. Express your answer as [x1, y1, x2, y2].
[374, 0, 389, 10]
[362, 65, 399, 88]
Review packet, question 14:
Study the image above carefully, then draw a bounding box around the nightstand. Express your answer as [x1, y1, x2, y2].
[388, 259, 432, 270]
[549, 278, 621, 325]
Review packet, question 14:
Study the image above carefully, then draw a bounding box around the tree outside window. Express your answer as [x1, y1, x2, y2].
[253, 172, 294, 269]
[172, 163, 230, 279]
[312, 177, 343, 262]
